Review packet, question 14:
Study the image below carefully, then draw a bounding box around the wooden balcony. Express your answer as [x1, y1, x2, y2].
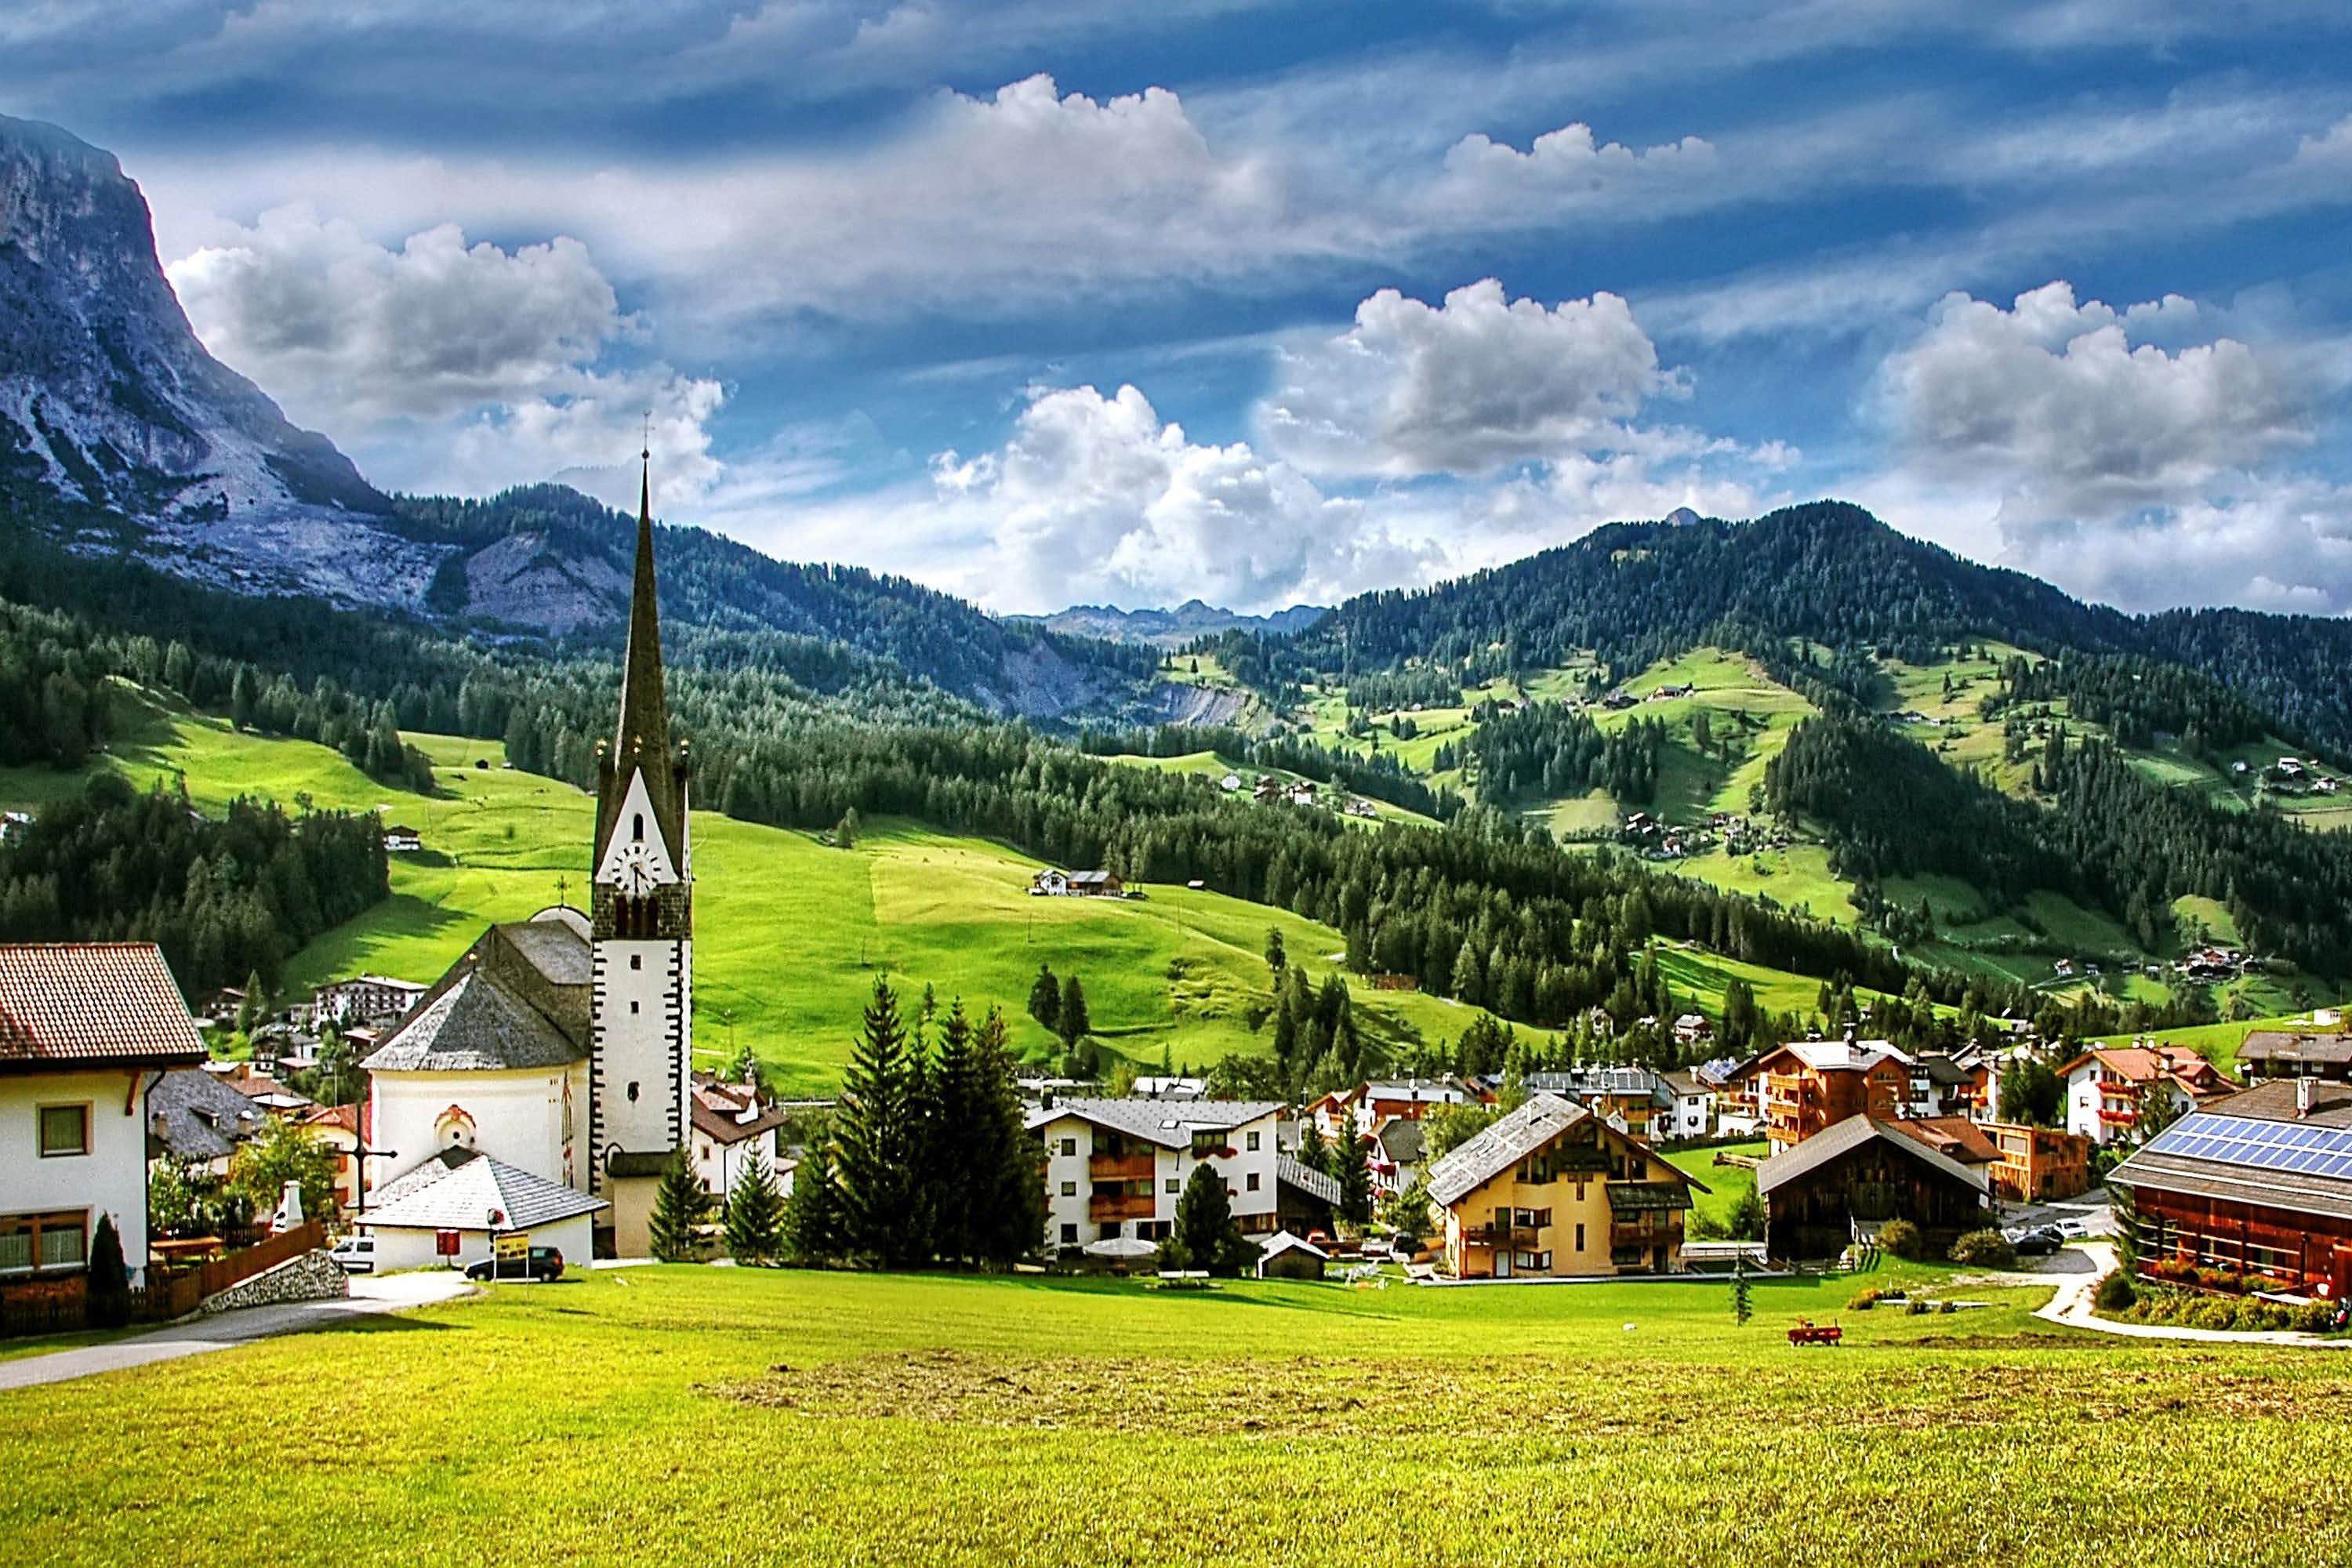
[1461, 1221, 1540, 1248]
[1088, 1192, 1156, 1222]
[1088, 1152, 1156, 1181]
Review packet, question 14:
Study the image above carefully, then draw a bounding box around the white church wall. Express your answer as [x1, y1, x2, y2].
[370, 1063, 586, 1193]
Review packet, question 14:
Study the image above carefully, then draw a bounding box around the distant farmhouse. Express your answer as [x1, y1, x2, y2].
[1029, 868, 1125, 898]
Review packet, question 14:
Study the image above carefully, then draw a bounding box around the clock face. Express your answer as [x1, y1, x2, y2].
[612, 840, 662, 896]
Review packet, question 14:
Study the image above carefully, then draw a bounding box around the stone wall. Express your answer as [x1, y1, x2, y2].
[198, 1249, 349, 1316]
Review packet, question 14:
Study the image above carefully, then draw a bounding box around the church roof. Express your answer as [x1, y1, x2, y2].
[362, 1146, 606, 1232]
[594, 459, 686, 867]
[358, 916, 591, 1073]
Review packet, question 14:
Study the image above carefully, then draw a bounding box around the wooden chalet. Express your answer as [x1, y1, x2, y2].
[1758, 1113, 1991, 1260]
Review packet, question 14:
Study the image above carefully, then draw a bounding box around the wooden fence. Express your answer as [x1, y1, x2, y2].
[0, 1220, 328, 1339]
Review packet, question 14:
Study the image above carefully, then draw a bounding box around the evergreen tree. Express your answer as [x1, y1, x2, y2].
[1164, 1162, 1252, 1278]
[1264, 927, 1286, 978]
[1058, 974, 1091, 1047]
[1337, 1127, 1374, 1226]
[1296, 1117, 1328, 1175]
[834, 976, 924, 1266]
[921, 1002, 982, 1265]
[723, 1149, 786, 1265]
[648, 1152, 712, 1262]
[86, 1214, 131, 1328]
[1027, 962, 1061, 1032]
[782, 1142, 844, 1265]
[968, 1006, 1047, 1267]
[1731, 1255, 1753, 1326]
[835, 806, 860, 848]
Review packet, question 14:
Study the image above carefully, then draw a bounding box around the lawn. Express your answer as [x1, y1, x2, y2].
[0, 688, 1490, 1091]
[2, 1263, 2344, 1566]
[1664, 1140, 1764, 1229]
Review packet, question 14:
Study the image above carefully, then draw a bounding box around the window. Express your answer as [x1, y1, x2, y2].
[1166, 1178, 1181, 1194]
[1514, 1207, 1551, 1230]
[1060, 1224, 1078, 1245]
[0, 1212, 85, 1272]
[1190, 1130, 1226, 1158]
[630, 954, 642, 971]
[1246, 1172, 1261, 1192]
[38, 1105, 89, 1158]
[1060, 1137, 1077, 1157]
[1060, 1181, 1076, 1197]
[630, 1000, 641, 1015]
[627, 1081, 641, 1102]
[1514, 1250, 1551, 1272]
[632, 811, 644, 841]
[1574, 1223, 1586, 1251]
[1246, 1130, 1261, 1151]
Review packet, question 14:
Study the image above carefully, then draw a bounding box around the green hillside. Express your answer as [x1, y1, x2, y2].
[0, 688, 1506, 1091]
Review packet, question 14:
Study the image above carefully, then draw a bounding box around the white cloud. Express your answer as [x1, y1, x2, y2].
[1261, 279, 1677, 477]
[1882, 281, 2307, 522]
[1430, 123, 1717, 217]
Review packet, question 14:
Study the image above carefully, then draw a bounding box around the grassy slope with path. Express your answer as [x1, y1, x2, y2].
[0, 689, 1500, 1091]
[2, 1263, 2343, 1566]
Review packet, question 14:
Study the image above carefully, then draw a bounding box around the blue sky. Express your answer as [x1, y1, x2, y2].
[7, 1, 2351, 615]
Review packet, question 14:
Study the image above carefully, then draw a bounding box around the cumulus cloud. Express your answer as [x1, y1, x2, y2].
[1432, 124, 1717, 216]
[934, 383, 1436, 611]
[1261, 280, 1677, 478]
[168, 209, 622, 425]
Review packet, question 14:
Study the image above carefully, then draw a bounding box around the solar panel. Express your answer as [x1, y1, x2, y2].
[2143, 1111, 2352, 1175]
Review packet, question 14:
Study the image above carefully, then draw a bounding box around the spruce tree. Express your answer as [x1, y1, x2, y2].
[1264, 927, 1286, 977]
[782, 1142, 844, 1265]
[1167, 1163, 1252, 1278]
[1337, 1127, 1374, 1227]
[1027, 962, 1061, 1032]
[1058, 974, 1091, 1046]
[923, 1002, 982, 1266]
[648, 1152, 712, 1263]
[970, 1006, 1047, 1267]
[835, 976, 923, 1267]
[724, 1149, 786, 1266]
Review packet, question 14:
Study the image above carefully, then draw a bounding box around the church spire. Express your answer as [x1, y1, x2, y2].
[594, 441, 686, 867]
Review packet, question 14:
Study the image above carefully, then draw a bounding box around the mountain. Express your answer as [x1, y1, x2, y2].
[0, 113, 444, 607]
[0, 114, 1159, 721]
[1018, 598, 1327, 647]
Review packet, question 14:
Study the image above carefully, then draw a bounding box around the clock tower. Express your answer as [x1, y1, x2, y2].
[588, 452, 691, 1252]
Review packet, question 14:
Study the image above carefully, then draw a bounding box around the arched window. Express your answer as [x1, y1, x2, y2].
[632, 811, 644, 842]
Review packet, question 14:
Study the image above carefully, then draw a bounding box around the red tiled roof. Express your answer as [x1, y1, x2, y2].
[0, 943, 207, 1070]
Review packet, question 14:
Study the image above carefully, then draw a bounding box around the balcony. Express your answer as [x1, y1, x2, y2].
[1610, 1221, 1678, 1250]
[1461, 1221, 1541, 1248]
[1088, 1152, 1156, 1181]
[1088, 1192, 1156, 1222]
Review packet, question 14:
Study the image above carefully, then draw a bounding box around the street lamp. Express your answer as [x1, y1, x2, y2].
[350, 1143, 397, 1220]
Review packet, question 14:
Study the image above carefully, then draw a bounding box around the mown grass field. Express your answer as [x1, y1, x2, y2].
[0, 689, 1497, 1091]
[2, 1263, 2343, 1567]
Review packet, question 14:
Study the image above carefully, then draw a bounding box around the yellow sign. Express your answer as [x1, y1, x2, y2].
[494, 1232, 529, 1261]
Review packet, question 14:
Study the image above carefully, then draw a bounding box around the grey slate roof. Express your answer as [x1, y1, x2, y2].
[1276, 1155, 1342, 1207]
[1374, 1116, 1426, 1165]
[148, 1066, 269, 1160]
[2237, 1031, 2352, 1069]
[1756, 1114, 1991, 1197]
[1034, 1097, 1283, 1149]
[358, 914, 591, 1074]
[363, 1147, 607, 1232]
[1426, 1093, 1591, 1207]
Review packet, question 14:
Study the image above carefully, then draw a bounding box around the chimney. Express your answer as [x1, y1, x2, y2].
[2299, 1076, 2317, 1118]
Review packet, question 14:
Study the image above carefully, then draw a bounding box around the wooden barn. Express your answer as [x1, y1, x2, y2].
[2109, 1078, 2352, 1299]
[1758, 1114, 1992, 1260]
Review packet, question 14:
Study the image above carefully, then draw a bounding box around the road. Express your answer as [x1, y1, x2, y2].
[0, 1271, 475, 1392]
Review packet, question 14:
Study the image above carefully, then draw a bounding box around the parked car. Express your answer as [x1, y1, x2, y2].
[465, 1247, 565, 1283]
[328, 1234, 375, 1275]
[2011, 1228, 2061, 1258]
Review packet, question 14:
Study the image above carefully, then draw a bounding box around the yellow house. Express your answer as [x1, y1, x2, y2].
[1426, 1093, 1703, 1279]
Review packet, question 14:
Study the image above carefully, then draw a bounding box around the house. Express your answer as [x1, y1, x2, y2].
[380, 824, 423, 854]
[2109, 1078, 2352, 1298]
[1757, 1114, 1993, 1260]
[147, 1066, 270, 1173]
[1886, 1115, 2002, 1178]
[1367, 1114, 1427, 1195]
[1425, 1093, 1703, 1279]
[1524, 1066, 1672, 1142]
[358, 1145, 606, 1272]
[1671, 1013, 1712, 1047]
[1755, 1039, 1915, 1152]
[1285, 781, 1318, 808]
[314, 974, 430, 1027]
[1130, 1076, 1207, 1101]
[689, 1077, 796, 1202]
[1699, 1055, 1762, 1138]
[195, 986, 245, 1027]
[0, 943, 208, 1291]
[360, 473, 694, 1259]
[1253, 775, 1283, 802]
[1256, 1230, 1328, 1280]
[1657, 1069, 1715, 1142]
[297, 1103, 370, 1210]
[1219, 773, 1243, 793]
[208, 1062, 316, 1116]
[1275, 1155, 1341, 1236]
[1032, 869, 1123, 898]
[2059, 1044, 2236, 1147]
[1029, 1098, 1284, 1250]
[2234, 1030, 2352, 1084]
[1980, 1120, 2094, 1203]
[1029, 868, 1069, 897]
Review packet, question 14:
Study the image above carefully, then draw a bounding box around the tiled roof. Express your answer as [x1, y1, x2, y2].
[2237, 1031, 2352, 1067]
[1426, 1094, 1591, 1207]
[1757, 1114, 1991, 1197]
[691, 1098, 792, 1145]
[1031, 1097, 1283, 1149]
[361, 1147, 606, 1232]
[1769, 1039, 1911, 1074]
[1888, 1115, 2001, 1166]
[0, 943, 207, 1070]
[360, 913, 593, 1075]
[148, 1066, 269, 1160]
[1276, 1154, 1342, 1207]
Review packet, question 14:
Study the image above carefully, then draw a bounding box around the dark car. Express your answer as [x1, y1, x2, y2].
[465, 1246, 565, 1283]
[2011, 1228, 2062, 1258]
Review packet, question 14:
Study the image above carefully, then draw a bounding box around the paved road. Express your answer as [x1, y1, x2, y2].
[0, 1272, 475, 1392]
[2033, 1243, 2351, 1346]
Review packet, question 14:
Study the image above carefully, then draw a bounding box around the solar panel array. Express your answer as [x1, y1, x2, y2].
[2142, 1111, 2352, 1180]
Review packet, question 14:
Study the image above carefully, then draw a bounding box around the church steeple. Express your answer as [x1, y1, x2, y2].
[592, 446, 688, 890]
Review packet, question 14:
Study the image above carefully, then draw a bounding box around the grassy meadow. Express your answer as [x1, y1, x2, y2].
[2, 1262, 2345, 1566]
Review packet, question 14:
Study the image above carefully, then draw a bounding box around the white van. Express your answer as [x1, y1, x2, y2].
[328, 1234, 375, 1275]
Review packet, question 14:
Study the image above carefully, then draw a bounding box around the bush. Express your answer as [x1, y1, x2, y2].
[2093, 1269, 2136, 1313]
[1876, 1219, 1924, 1261]
[1946, 1229, 2016, 1269]
[1848, 1287, 1885, 1312]
[85, 1214, 130, 1329]
[1906, 1298, 1932, 1316]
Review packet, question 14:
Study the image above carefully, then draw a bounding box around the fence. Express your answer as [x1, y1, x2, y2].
[0, 1220, 327, 1339]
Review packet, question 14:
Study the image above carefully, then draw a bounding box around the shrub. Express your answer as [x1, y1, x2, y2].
[1945, 1229, 2016, 1269]
[1848, 1287, 1885, 1312]
[1906, 1298, 1932, 1316]
[85, 1215, 131, 1329]
[2093, 1270, 2136, 1313]
[1877, 1219, 1924, 1261]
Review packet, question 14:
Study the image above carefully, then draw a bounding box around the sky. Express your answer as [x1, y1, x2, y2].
[6, 1, 2352, 617]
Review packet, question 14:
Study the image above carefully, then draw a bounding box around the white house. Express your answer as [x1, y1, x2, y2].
[689, 1079, 796, 1201]
[314, 974, 429, 1026]
[358, 1145, 604, 1272]
[1657, 1069, 1715, 1142]
[1029, 1098, 1284, 1250]
[0, 943, 208, 1288]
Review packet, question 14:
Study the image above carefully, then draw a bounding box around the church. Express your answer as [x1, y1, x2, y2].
[359, 459, 695, 1264]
